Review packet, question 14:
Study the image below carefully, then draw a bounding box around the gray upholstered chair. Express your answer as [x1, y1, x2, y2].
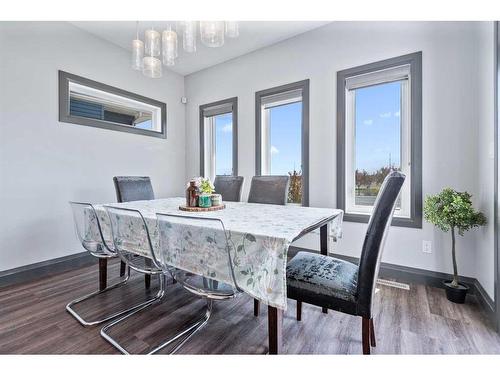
[113, 176, 155, 203]
[214, 176, 244, 202]
[247, 175, 290, 205]
[113, 176, 155, 288]
[248, 175, 290, 316]
[286, 171, 405, 354]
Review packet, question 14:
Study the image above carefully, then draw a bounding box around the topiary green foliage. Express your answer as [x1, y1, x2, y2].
[424, 188, 486, 288]
[199, 178, 215, 194]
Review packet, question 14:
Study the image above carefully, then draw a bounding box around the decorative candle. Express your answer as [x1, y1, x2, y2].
[198, 193, 212, 208]
[211, 194, 222, 206]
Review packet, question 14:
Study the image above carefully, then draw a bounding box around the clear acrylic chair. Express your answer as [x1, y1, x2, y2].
[154, 213, 242, 354]
[100, 206, 176, 355]
[113, 176, 156, 287]
[66, 202, 159, 326]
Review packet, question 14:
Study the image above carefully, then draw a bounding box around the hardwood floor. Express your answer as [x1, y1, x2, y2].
[0, 259, 499, 354]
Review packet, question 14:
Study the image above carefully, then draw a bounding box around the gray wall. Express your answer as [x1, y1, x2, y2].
[184, 21, 495, 298]
[0, 22, 186, 271]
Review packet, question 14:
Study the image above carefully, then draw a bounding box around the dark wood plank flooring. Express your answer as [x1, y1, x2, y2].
[0, 259, 499, 354]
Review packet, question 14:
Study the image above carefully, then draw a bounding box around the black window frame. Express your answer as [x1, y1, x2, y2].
[199, 97, 239, 177]
[336, 52, 423, 228]
[255, 80, 310, 206]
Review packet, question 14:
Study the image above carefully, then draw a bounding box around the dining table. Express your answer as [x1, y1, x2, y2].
[91, 197, 343, 354]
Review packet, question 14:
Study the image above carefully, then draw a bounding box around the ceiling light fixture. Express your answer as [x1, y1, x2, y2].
[133, 21, 239, 78]
[181, 21, 197, 53]
[131, 22, 144, 71]
[199, 21, 225, 47]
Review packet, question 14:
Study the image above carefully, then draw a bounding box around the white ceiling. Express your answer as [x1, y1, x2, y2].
[70, 21, 331, 76]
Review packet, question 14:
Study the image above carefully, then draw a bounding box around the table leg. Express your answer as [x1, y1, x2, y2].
[99, 258, 107, 291]
[268, 305, 283, 354]
[320, 224, 328, 314]
[119, 261, 126, 277]
[254, 299, 260, 317]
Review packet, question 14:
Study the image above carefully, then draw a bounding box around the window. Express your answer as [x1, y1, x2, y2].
[199, 97, 238, 181]
[256, 80, 309, 205]
[337, 53, 422, 227]
[59, 71, 166, 138]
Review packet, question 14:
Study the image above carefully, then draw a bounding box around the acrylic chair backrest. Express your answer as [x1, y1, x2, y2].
[69, 201, 115, 258]
[156, 213, 240, 293]
[104, 206, 163, 275]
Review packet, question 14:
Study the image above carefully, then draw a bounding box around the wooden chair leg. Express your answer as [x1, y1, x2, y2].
[119, 261, 126, 277]
[369, 318, 376, 347]
[144, 258, 152, 289]
[296, 301, 302, 321]
[362, 317, 371, 355]
[254, 299, 260, 317]
[99, 258, 107, 291]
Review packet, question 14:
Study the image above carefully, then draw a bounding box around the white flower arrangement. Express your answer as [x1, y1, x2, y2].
[187, 177, 214, 194]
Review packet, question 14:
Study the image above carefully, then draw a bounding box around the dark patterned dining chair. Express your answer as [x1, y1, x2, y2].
[247, 175, 290, 205]
[100, 206, 173, 354]
[286, 171, 405, 354]
[247, 175, 290, 316]
[66, 202, 160, 326]
[214, 176, 244, 202]
[155, 213, 242, 354]
[113, 176, 155, 288]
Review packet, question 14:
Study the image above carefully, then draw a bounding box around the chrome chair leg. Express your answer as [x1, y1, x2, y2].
[100, 273, 168, 354]
[150, 299, 213, 355]
[66, 267, 158, 326]
[100, 279, 213, 355]
[166, 299, 213, 354]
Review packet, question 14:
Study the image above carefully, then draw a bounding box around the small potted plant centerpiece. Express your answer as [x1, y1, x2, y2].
[185, 177, 214, 207]
[198, 178, 215, 208]
[423, 188, 486, 304]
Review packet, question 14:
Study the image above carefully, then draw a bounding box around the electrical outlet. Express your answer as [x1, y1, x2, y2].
[422, 240, 432, 254]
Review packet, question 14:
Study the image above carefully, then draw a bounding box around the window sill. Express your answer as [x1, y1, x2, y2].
[343, 212, 422, 229]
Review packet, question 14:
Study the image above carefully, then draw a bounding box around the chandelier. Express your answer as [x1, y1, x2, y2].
[132, 21, 240, 78]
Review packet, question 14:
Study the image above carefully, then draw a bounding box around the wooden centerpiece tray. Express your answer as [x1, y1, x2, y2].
[179, 204, 226, 212]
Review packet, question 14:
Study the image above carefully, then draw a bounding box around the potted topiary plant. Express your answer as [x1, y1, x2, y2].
[423, 188, 486, 304]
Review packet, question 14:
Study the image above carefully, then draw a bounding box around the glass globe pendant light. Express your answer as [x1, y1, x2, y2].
[142, 56, 162, 78]
[200, 21, 225, 47]
[162, 27, 178, 66]
[181, 21, 197, 53]
[131, 40, 144, 70]
[131, 22, 144, 70]
[225, 21, 239, 38]
[143, 27, 162, 78]
[144, 28, 161, 57]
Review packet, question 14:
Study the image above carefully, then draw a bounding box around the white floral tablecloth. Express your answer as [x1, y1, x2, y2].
[92, 197, 343, 309]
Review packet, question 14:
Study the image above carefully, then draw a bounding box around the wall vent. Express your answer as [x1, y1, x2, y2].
[376, 279, 410, 290]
